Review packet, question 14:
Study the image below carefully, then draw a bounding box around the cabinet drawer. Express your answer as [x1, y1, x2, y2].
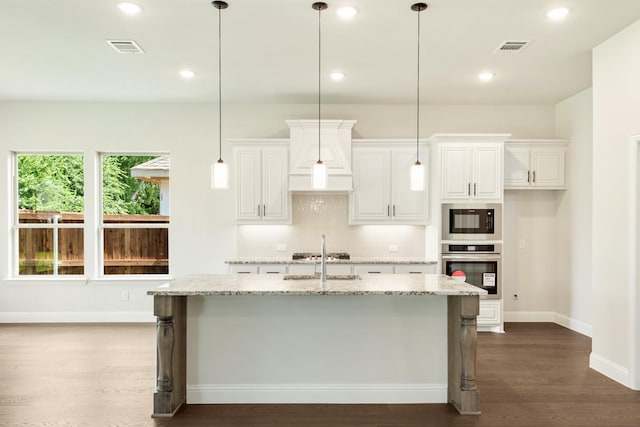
[353, 264, 395, 274]
[478, 300, 502, 325]
[229, 265, 259, 274]
[394, 264, 436, 274]
[258, 264, 287, 274]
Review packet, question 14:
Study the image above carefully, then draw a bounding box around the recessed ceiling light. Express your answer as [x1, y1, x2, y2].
[180, 70, 196, 79]
[117, 2, 142, 15]
[478, 72, 495, 82]
[335, 6, 358, 20]
[330, 72, 345, 81]
[547, 7, 570, 21]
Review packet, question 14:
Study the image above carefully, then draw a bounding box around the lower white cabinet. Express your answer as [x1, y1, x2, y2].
[478, 299, 503, 333]
[353, 264, 395, 274]
[229, 264, 259, 274]
[394, 264, 437, 274]
[259, 264, 287, 274]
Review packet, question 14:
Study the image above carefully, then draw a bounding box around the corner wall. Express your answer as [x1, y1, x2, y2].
[592, 18, 640, 389]
[554, 88, 593, 336]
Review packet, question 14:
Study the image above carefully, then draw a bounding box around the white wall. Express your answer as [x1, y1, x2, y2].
[503, 191, 562, 315]
[554, 88, 593, 335]
[592, 19, 640, 389]
[0, 101, 555, 322]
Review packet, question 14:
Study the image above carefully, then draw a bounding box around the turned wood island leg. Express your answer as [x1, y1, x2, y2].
[152, 295, 187, 417]
[447, 295, 481, 415]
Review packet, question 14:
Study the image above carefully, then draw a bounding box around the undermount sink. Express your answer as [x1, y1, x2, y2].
[283, 274, 361, 281]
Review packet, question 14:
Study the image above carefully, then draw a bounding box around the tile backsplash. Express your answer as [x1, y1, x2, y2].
[236, 194, 425, 258]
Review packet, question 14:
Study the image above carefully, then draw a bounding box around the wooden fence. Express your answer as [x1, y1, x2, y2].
[18, 210, 169, 275]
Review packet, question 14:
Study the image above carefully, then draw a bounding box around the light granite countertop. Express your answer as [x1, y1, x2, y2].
[226, 258, 437, 265]
[147, 274, 487, 297]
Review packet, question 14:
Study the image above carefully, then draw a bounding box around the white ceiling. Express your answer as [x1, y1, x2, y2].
[2, 0, 640, 104]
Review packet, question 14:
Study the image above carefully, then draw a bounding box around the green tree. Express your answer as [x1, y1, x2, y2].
[18, 155, 84, 212]
[102, 156, 160, 215]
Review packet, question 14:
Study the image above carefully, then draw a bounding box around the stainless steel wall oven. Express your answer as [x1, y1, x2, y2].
[441, 243, 501, 299]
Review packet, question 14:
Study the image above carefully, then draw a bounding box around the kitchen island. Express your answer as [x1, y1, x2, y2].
[148, 274, 486, 417]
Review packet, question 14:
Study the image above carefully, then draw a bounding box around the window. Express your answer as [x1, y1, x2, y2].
[14, 153, 85, 276]
[101, 154, 170, 275]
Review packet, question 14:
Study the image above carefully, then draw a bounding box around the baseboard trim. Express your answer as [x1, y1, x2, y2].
[503, 311, 592, 337]
[590, 353, 632, 388]
[553, 313, 592, 337]
[187, 383, 447, 404]
[504, 311, 555, 322]
[0, 311, 155, 323]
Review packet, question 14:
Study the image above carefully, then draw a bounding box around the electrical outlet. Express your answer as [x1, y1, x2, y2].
[388, 244, 399, 252]
[276, 244, 287, 252]
[121, 290, 130, 301]
[519, 239, 526, 249]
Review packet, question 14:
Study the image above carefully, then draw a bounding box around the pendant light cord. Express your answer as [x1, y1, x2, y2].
[415, 8, 421, 164]
[218, 5, 223, 162]
[317, 5, 322, 163]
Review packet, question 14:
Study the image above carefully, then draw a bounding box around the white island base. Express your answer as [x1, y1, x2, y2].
[149, 274, 485, 417]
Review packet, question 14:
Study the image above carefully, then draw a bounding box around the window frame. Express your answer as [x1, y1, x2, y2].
[11, 151, 86, 278]
[98, 152, 171, 279]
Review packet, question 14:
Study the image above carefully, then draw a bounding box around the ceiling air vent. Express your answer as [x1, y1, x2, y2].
[494, 40, 531, 53]
[106, 40, 145, 54]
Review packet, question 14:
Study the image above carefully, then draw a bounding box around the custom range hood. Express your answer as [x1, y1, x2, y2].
[287, 119, 356, 192]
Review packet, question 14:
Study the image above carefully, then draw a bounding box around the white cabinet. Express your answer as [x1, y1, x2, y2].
[478, 299, 504, 333]
[233, 141, 290, 223]
[350, 141, 428, 224]
[504, 141, 567, 189]
[441, 143, 503, 201]
[353, 264, 395, 274]
[394, 264, 437, 274]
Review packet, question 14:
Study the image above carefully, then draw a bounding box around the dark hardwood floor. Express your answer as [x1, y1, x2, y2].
[1, 322, 639, 426]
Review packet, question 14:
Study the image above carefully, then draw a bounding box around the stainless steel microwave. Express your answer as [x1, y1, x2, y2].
[442, 203, 502, 241]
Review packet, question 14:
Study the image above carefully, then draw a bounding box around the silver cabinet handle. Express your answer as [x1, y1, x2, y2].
[393, 205, 396, 217]
[468, 183, 471, 196]
[527, 170, 531, 183]
[474, 183, 476, 196]
[387, 205, 390, 217]
[263, 205, 266, 216]
[533, 171, 536, 183]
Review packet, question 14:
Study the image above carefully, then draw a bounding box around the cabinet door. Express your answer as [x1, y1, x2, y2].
[531, 148, 565, 188]
[235, 148, 262, 221]
[351, 149, 391, 222]
[391, 149, 427, 222]
[441, 145, 472, 200]
[504, 147, 531, 188]
[473, 145, 503, 200]
[262, 147, 290, 221]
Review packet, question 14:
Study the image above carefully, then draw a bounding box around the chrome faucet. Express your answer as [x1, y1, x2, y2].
[320, 234, 327, 283]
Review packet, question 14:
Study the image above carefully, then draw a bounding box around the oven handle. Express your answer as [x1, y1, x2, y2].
[441, 254, 501, 261]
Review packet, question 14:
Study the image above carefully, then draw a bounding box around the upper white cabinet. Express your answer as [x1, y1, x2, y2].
[232, 140, 291, 224]
[440, 143, 503, 201]
[504, 140, 567, 189]
[350, 140, 428, 224]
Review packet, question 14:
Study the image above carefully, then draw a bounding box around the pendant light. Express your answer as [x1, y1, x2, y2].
[211, 0, 229, 190]
[312, 2, 328, 190]
[410, 3, 427, 192]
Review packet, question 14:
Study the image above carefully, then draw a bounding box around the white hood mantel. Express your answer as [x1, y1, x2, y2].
[286, 119, 357, 192]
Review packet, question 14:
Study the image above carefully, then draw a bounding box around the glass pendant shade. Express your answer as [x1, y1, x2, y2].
[212, 160, 229, 189]
[312, 161, 328, 190]
[410, 162, 424, 191]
